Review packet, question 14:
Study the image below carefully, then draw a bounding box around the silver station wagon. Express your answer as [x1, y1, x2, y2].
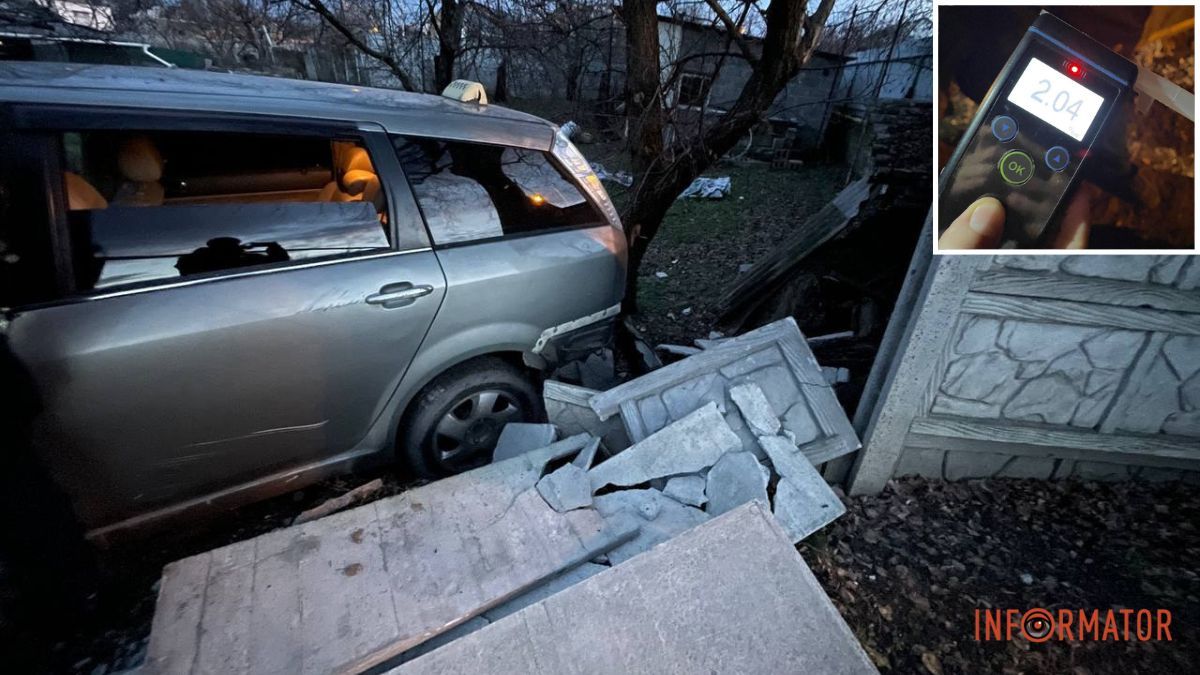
[0, 63, 626, 543]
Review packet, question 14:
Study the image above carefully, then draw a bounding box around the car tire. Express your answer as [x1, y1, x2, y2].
[400, 356, 543, 478]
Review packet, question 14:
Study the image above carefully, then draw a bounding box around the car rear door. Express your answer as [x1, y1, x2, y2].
[1, 111, 444, 534]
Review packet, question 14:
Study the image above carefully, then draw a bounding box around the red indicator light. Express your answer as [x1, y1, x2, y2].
[1067, 63, 1082, 76]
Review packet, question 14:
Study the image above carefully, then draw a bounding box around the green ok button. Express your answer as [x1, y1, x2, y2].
[998, 150, 1034, 186]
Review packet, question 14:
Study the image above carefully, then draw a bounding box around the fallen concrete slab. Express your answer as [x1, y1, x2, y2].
[592, 489, 710, 565]
[662, 474, 707, 507]
[145, 443, 636, 675]
[389, 501, 878, 675]
[757, 435, 847, 543]
[587, 403, 742, 491]
[543, 381, 630, 454]
[589, 318, 860, 467]
[704, 451, 769, 516]
[536, 463, 593, 512]
[493, 423, 558, 462]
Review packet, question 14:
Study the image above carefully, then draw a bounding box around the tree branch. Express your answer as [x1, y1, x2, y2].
[293, 0, 419, 92]
[702, 0, 758, 64]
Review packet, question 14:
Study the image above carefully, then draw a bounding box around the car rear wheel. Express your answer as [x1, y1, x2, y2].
[400, 356, 542, 477]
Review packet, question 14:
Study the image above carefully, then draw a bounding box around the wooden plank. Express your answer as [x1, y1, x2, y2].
[390, 502, 877, 675]
[908, 416, 1200, 462]
[970, 269, 1200, 314]
[960, 293, 1200, 335]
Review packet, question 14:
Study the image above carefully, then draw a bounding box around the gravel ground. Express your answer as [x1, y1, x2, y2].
[804, 477, 1200, 674]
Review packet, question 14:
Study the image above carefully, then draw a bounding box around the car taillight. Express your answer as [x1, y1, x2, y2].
[553, 129, 623, 230]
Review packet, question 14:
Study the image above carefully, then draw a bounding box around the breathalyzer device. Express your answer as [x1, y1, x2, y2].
[938, 11, 1138, 246]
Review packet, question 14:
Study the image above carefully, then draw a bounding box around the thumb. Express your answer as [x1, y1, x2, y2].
[939, 197, 1005, 250]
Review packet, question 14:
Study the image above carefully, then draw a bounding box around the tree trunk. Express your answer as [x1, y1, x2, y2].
[619, 0, 835, 314]
[618, 0, 666, 313]
[433, 0, 461, 91]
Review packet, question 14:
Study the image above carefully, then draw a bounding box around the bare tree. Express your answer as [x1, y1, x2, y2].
[619, 0, 837, 312]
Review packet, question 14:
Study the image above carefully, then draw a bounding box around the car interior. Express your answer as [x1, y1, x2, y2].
[58, 131, 392, 289]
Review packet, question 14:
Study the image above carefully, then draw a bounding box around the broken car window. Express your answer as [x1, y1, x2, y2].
[392, 136, 602, 245]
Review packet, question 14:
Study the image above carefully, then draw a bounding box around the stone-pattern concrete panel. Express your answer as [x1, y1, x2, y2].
[932, 318, 1143, 430]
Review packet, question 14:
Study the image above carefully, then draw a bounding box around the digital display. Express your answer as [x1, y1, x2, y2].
[1006, 57, 1105, 141]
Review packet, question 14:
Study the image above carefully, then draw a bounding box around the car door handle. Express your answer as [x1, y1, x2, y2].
[366, 283, 434, 308]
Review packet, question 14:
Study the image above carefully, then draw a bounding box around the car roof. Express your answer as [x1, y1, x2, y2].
[0, 62, 558, 150]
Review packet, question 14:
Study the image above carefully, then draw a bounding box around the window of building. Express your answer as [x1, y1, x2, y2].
[60, 130, 391, 290]
[678, 73, 713, 108]
[393, 136, 602, 246]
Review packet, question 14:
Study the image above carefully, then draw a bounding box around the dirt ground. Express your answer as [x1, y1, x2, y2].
[804, 477, 1200, 674]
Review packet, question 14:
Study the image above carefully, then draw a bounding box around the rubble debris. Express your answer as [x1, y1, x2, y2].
[822, 366, 851, 384]
[694, 336, 730, 350]
[729, 382, 782, 436]
[589, 318, 860, 467]
[662, 475, 708, 507]
[773, 473, 846, 545]
[579, 349, 618, 390]
[391, 502, 878, 675]
[592, 489, 710, 565]
[292, 478, 383, 525]
[572, 436, 602, 470]
[146, 442, 637, 675]
[808, 330, 855, 345]
[493, 423, 558, 462]
[587, 403, 741, 491]
[655, 271, 669, 279]
[705, 451, 770, 517]
[543, 381, 629, 455]
[657, 343, 702, 357]
[678, 175, 731, 200]
[759, 433, 846, 542]
[536, 464, 593, 513]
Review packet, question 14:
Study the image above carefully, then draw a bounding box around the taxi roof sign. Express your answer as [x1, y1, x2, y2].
[442, 80, 488, 105]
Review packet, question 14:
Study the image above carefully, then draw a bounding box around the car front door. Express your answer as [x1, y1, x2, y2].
[1, 114, 444, 534]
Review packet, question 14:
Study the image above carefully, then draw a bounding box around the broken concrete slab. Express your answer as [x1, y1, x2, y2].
[705, 451, 769, 517]
[543, 381, 630, 454]
[588, 403, 741, 491]
[579, 349, 617, 390]
[145, 444, 636, 675]
[756, 434, 845, 542]
[588, 318, 861, 466]
[774, 476, 846, 544]
[730, 382, 781, 436]
[493, 423, 558, 462]
[536, 463, 593, 513]
[389, 501, 878, 675]
[662, 475, 707, 507]
[592, 489, 710, 565]
[572, 436, 602, 470]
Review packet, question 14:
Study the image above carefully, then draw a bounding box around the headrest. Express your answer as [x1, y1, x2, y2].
[117, 136, 163, 183]
[341, 169, 379, 197]
[342, 147, 375, 173]
[64, 171, 108, 210]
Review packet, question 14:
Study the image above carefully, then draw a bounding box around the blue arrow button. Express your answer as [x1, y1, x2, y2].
[1045, 146, 1069, 172]
[991, 115, 1017, 142]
